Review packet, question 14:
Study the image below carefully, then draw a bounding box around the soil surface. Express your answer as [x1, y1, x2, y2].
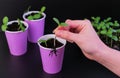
[40, 38, 63, 49]
[7, 22, 26, 31]
[26, 13, 43, 20]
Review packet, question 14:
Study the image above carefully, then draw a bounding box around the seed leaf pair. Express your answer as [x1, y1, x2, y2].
[53, 17, 68, 26]
[27, 6, 46, 20]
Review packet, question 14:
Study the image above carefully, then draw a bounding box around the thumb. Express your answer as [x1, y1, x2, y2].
[55, 30, 77, 43]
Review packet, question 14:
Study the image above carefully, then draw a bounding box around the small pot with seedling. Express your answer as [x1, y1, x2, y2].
[23, 6, 46, 43]
[37, 17, 67, 74]
[1, 16, 28, 56]
[91, 16, 120, 50]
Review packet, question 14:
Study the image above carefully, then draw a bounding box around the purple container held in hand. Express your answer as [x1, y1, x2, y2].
[37, 34, 66, 74]
[5, 20, 28, 56]
[23, 11, 46, 43]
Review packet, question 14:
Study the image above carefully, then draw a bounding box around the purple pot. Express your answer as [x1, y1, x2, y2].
[5, 20, 28, 56]
[23, 11, 46, 43]
[37, 34, 66, 74]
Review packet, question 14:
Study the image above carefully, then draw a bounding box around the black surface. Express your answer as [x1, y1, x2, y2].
[0, 0, 120, 78]
[0, 32, 119, 78]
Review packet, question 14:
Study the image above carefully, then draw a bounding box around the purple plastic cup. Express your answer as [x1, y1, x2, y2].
[5, 20, 28, 56]
[23, 11, 46, 43]
[37, 34, 66, 74]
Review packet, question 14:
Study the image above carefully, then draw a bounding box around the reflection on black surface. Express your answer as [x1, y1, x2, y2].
[8, 56, 27, 78]
[0, 32, 119, 78]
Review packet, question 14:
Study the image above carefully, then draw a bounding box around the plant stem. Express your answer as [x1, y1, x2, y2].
[111, 38, 113, 47]
[54, 36, 56, 48]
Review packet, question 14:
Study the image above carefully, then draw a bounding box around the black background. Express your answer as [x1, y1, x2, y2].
[0, 0, 120, 78]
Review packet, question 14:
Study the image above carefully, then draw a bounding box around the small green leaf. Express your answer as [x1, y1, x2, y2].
[3, 16, 8, 24]
[116, 29, 120, 33]
[100, 30, 107, 34]
[27, 15, 33, 20]
[1, 25, 7, 31]
[108, 22, 113, 26]
[106, 17, 111, 22]
[40, 6, 46, 13]
[60, 22, 68, 26]
[33, 14, 41, 19]
[91, 17, 95, 20]
[39, 40, 47, 47]
[107, 34, 112, 38]
[39, 40, 46, 43]
[112, 36, 118, 41]
[53, 17, 60, 25]
[114, 21, 119, 26]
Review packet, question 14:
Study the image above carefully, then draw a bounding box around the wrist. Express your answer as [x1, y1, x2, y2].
[92, 43, 109, 61]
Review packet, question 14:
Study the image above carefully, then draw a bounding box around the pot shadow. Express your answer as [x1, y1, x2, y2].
[40, 71, 64, 78]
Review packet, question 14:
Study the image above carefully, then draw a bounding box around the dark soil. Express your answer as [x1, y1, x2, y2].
[7, 22, 26, 31]
[26, 13, 43, 20]
[40, 38, 63, 49]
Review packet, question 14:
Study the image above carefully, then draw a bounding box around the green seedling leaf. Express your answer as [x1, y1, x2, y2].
[18, 19, 25, 31]
[53, 17, 68, 26]
[1, 25, 7, 31]
[100, 30, 107, 35]
[108, 22, 113, 26]
[40, 6, 46, 13]
[112, 36, 118, 41]
[116, 29, 120, 33]
[39, 40, 47, 47]
[1, 16, 9, 31]
[106, 17, 111, 22]
[114, 21, 119, 26]
[3, 16, 8, 24]
[60, 22, 68, 26]
[33, 14, 41, 19]
[53, 17, 60, 25]
[91, 17, 95, 20]
[27, 15, 33, 20]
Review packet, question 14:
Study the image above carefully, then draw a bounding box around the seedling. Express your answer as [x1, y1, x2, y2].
[27, 6, 46, 20]
[1, 16, 8, 31]
[17, 19, 25, 31]
[38, 39, 51, 47]
[1, 16, 25, 32]
[53, 17, 68, 48]
[91, 16, 120, 48]
[38, 17, 67, 56]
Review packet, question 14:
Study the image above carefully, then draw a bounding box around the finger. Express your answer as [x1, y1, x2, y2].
[55, 30, 77, 42]
[65, 19, 84, 28]
[53, 26, 69, 33]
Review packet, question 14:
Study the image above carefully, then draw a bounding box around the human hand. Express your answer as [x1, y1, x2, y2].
[53, 19, 107, 60]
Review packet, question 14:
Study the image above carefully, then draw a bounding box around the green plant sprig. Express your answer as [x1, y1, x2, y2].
[27, 6, 46, 20]
[1, 16, 9, 31]
[17, 19, 25, 31]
